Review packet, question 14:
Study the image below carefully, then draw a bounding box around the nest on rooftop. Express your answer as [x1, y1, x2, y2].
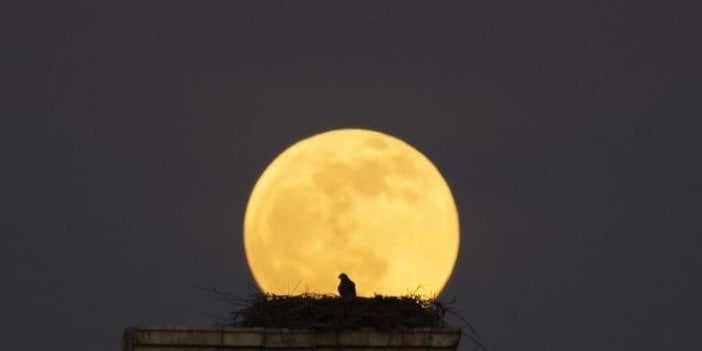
[225, 293, 448, 331]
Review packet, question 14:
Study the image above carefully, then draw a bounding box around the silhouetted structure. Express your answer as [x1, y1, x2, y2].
[337, 273, 356, 300]
[123, 326, 462, 351]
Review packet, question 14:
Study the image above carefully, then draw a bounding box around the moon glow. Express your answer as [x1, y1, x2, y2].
[244, 129, 459, 297]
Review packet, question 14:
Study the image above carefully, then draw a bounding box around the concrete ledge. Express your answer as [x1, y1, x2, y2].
[123, 326, 461, 350]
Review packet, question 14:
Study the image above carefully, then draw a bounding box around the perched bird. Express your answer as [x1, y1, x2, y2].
[337, 273, 357, 300]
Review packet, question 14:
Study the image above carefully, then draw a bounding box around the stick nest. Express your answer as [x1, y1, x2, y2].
[227, 293, 448, 331]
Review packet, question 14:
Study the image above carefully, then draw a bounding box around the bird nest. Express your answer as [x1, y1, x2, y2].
[225, 293, 449, 331]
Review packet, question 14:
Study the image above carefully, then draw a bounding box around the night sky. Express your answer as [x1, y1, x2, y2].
[2, 1, 700, 350]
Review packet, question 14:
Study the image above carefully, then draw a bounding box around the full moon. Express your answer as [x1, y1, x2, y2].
[244, 129, 459, 297]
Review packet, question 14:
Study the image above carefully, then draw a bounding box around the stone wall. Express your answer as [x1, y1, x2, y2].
[123, 326, 461, 351]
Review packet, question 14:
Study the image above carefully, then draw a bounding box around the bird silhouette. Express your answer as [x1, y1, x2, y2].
[338, 273, 356, 300]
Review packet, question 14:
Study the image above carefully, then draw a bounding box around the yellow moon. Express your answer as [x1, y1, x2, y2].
[243, 129, 459, 297]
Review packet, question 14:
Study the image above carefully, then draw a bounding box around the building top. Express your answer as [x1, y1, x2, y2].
[123, 325, 462, 350]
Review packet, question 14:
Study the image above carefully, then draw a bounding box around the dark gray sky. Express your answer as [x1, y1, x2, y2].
[1, 1, 700, 350]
